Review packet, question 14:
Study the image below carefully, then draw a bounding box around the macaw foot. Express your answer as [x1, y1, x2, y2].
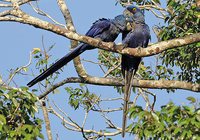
[113, 42, 121, 51]
[95, 37, 103, 47]
[137, 46, 143, 52]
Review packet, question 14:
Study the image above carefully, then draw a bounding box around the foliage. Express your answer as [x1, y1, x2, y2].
[117, 0, 161, 6]
[33, 44, 59, 87]
[65, 84, 99, 111]
[97, 1, 200, 138]
[98, 50, 121, 78]
[0, 87, 43, 139]
[128, 98, 200, 139]
[98, 50, 125, 94]
[159, 0, 200, 83]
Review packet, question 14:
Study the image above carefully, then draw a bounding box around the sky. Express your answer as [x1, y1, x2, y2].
[0, 0, 199, 139]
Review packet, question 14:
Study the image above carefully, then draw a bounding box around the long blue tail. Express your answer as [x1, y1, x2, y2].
[27, 44, 89, 87]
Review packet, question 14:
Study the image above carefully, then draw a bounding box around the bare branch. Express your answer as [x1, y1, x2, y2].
[6, 50, 33, 85]
[50, 100, 121, 137]
[51, 101, 80, 129]
[95, 103, 121, 131]
[0, 0, 35, 7]
[132, 92, 141, 107]
[149, 9, 165, 19]
[40, 100, 53, 140]
[138, 88, 151, 110]
[104, 62, 121, 77]
[0, 0, 29, 8]
[49, 107, 79, 131]
[29, 2, 65, 27]
[0, 10, 12, 16]
[38, 77, 200, 99]
[57, 0, 74, 30]
[142, 89, 156, 111]
[92, 108, 122, 113]
[139, 5, 166, 11]
[100, 97, 123, 102]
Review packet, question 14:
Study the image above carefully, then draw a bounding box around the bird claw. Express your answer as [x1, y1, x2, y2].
[137, 46, 143, 51]
[95, 37, 103, 46]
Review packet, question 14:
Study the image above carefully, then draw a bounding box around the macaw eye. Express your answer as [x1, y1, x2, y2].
[132, 8, 136, 11]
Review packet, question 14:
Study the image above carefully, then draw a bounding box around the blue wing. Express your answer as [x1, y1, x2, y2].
[27, 19, 113, 87]
[85, 18, 111, 37]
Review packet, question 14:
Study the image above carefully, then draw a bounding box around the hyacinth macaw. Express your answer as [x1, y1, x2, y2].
[121, 5, 151, 137]
[27, 14, 130, 87]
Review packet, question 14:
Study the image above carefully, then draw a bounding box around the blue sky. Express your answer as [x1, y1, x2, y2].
[0, 0, 199, 139]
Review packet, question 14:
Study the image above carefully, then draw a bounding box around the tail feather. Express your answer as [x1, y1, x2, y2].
[27, 44, 88, 87]
[122, 69, 135, 137]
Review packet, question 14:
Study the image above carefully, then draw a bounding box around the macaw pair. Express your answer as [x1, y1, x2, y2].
[27, 5, 150, 137]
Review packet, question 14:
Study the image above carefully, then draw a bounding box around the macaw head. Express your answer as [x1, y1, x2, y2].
[124, 5, 145, 24]
[113, 15, 127, 31]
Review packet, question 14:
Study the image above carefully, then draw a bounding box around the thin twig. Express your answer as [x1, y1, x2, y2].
[29, 2, 65, 27]
[138, 88, 151, 110]
[150, 9, 165, 19]
[92, 108, 122, 113]
[100, 97, 123, 102]
[132, 92, 141, 107]
[6, 51, 33, 85]
[104, 62, 121, 77]
[142, 89, 156, 111]
[52, 100, 81, 128]
[49, 100, 121, 137]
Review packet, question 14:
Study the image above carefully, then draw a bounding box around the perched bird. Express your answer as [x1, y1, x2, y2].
[27, 14, 130, 87]
[121, 6, 151, 137]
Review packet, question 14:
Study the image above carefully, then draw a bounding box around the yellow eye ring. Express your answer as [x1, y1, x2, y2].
[132, 8, 136, 11]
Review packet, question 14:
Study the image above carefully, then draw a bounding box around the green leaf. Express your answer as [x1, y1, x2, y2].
[12, 98, 18, 107]
[151, 112, 159, 122]
[32, 105, 38, 113]
[174, 127, 181, 134]
[9, 131, 16, 138]
[153, 0, 160, 4]
[186, 96, 196, 103]
[3, 94, 9, 99]
[0, 114, 6, 125]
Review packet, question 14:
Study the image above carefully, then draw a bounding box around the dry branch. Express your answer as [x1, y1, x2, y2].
[40, 100, 53, 140]
[38, 77, 200, 99]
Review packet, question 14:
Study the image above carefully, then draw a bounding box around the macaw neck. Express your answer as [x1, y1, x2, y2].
[133, 22, 146, 31]
[134, 20, 145, 25]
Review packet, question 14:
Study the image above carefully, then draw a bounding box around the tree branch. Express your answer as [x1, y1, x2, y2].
[0, 0, 34, 7]
[40, 100, 53, 140]
[0, 9, 199, 58]
[38, 77, 200, 99]
[56, 0, 88, 79]
[57, 0, 74, 30]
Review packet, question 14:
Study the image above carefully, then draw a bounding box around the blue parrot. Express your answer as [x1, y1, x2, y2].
[27, 13, 132, 87]
[121, 6, 151, 137]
